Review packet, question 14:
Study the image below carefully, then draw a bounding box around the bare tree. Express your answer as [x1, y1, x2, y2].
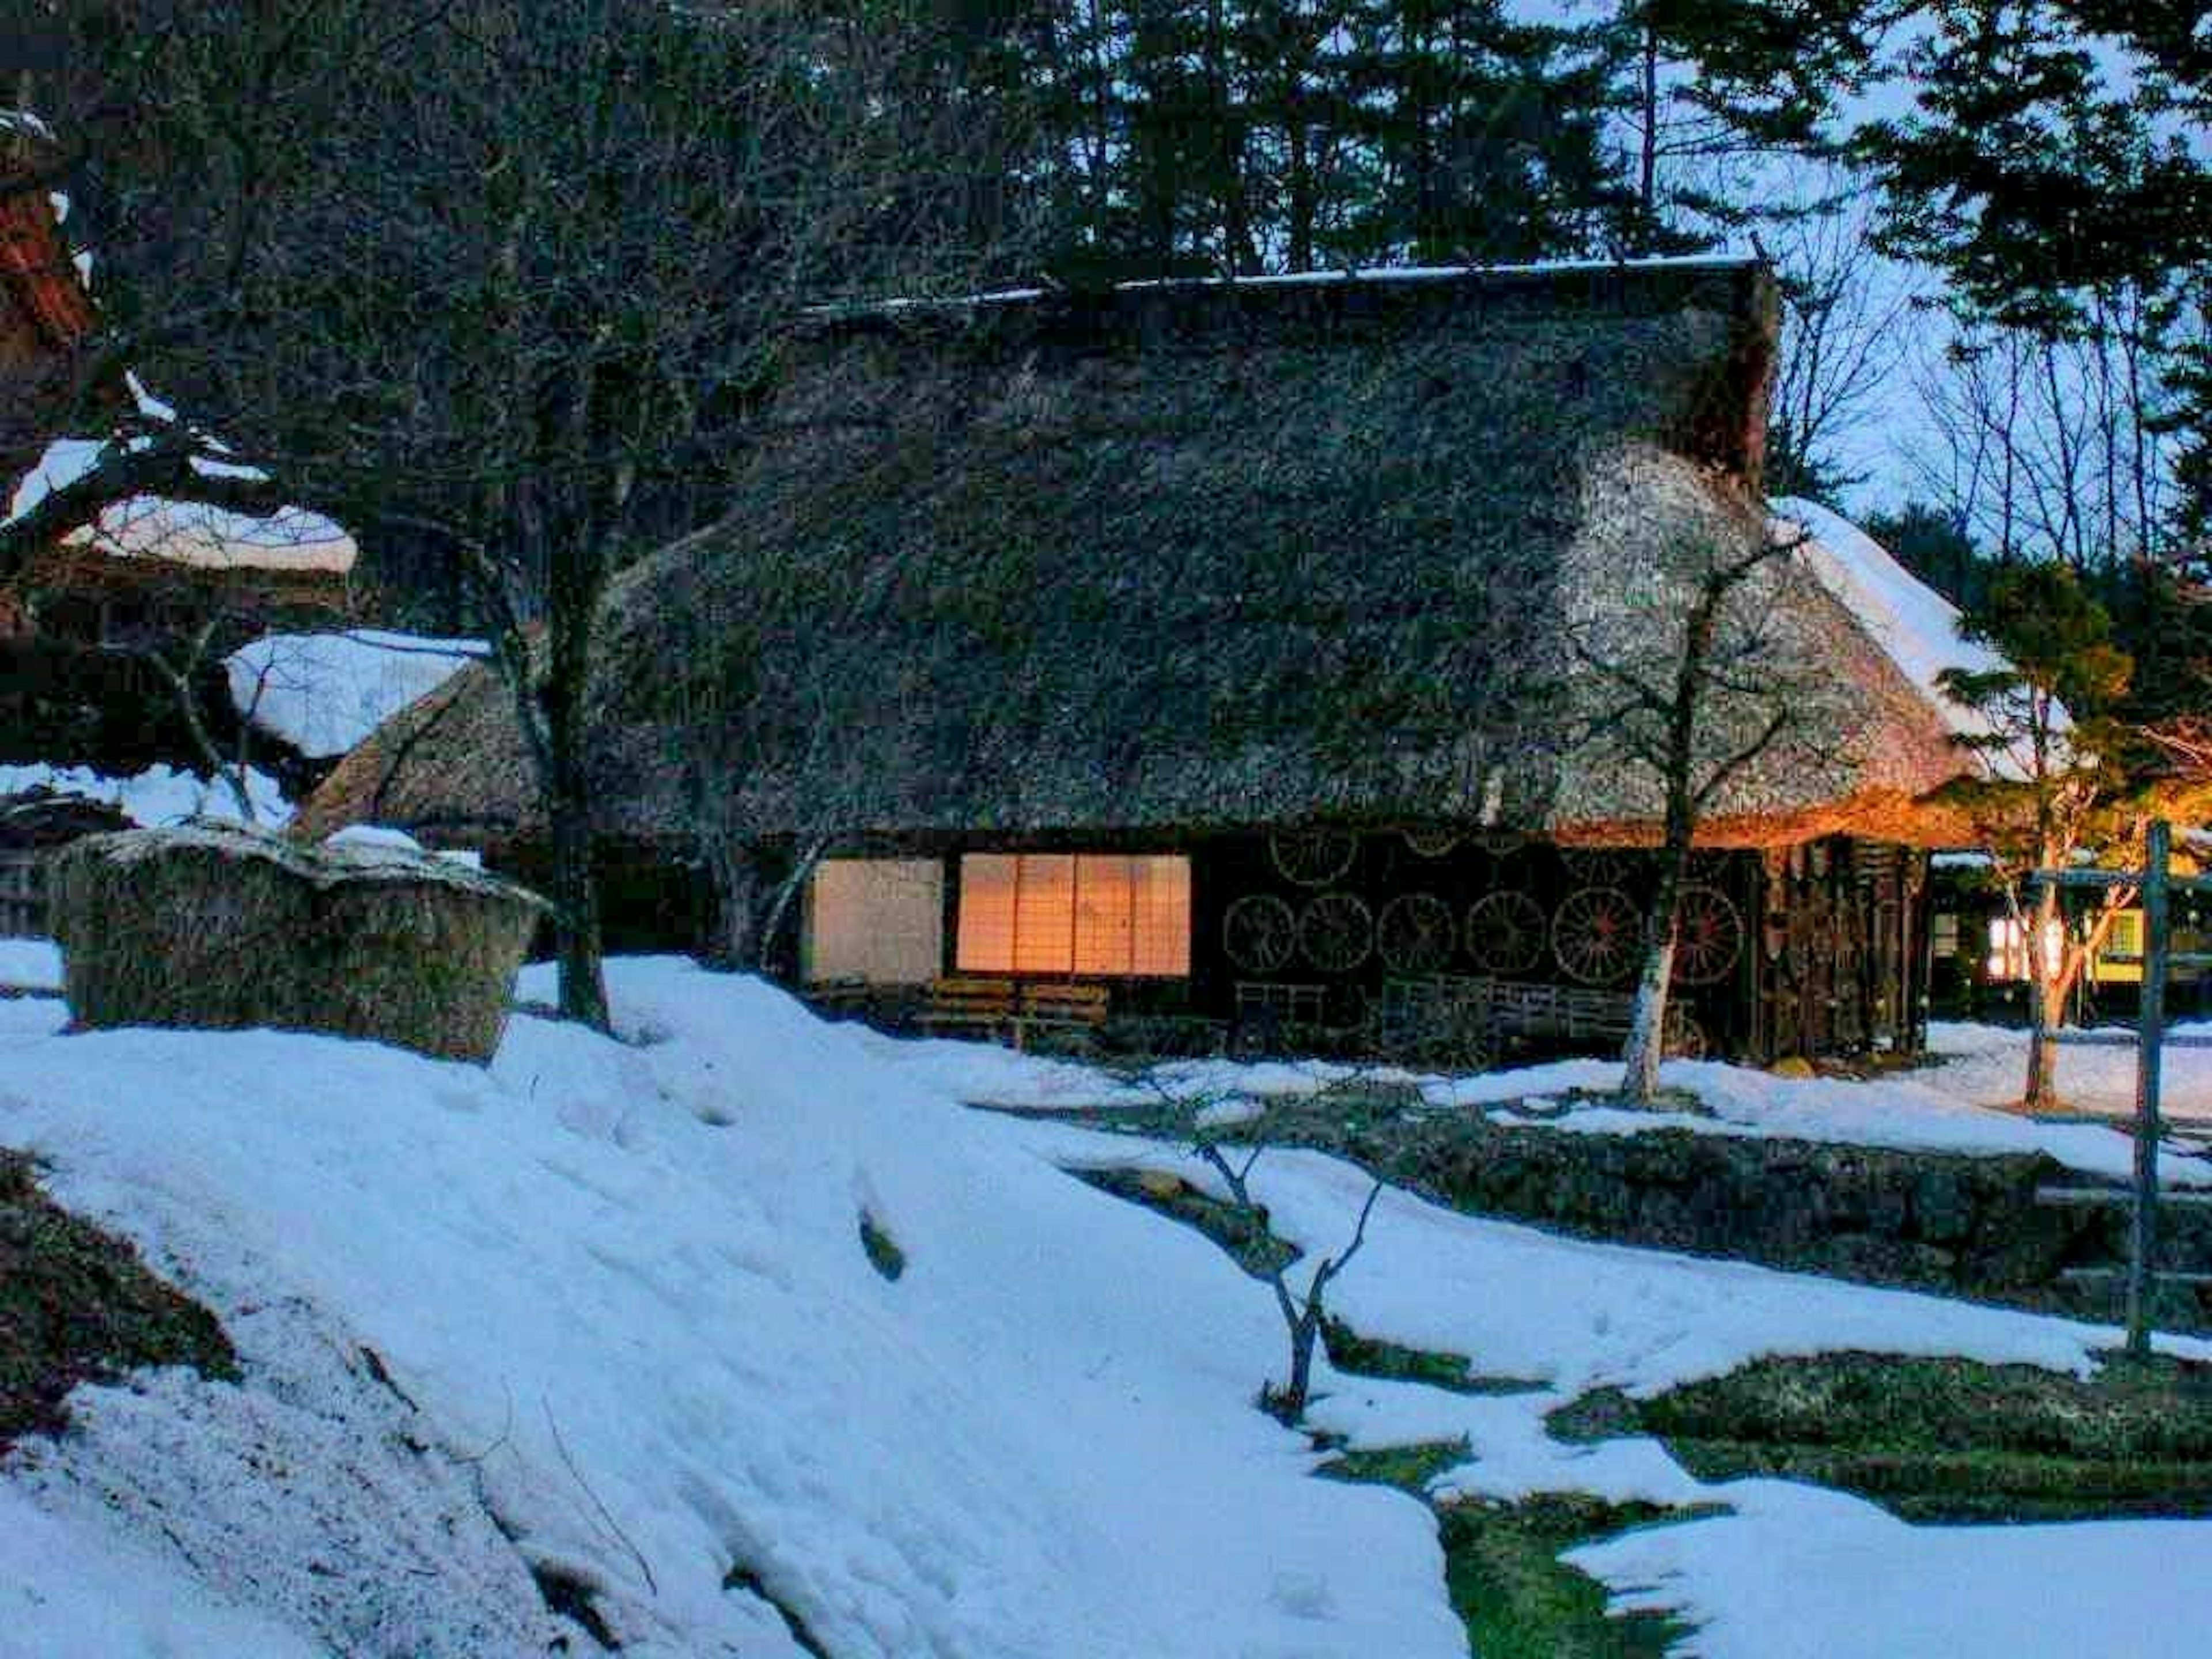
[1907, 295, 2180, 574]
[1193, 1135, 1382, 1424]
[31, 0, 1032, 1029]
[1764, 183, 1921, 501]
[1565, 476, 1839, 1103]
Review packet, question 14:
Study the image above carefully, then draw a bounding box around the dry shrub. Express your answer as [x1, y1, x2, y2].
[51, 825, 547, 1062]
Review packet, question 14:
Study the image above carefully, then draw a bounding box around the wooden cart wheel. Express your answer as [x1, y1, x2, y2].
[1463, 890, 1547, 975]
[1551, 887, 1645, 986]
[1403, 828, 1461, 859]
[1271, 829, 1358, 887]
[1672, 884, 1745, 986]
[1377, 892, 1457, 974]
[1222, 894, 1298, 975]
[1298, 892, 1374, 973]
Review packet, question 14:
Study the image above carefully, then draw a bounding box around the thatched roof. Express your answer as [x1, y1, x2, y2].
[300, 258, 1976, 851]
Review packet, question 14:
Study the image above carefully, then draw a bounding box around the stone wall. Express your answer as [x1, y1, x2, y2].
[1262, 1101, 2212, 1326]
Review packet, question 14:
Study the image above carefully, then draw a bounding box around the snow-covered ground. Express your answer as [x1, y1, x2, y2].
[1928, 1018, 2212, 1120]
[880, 1025, 2212, 1188]
[6, 963, 2211, 1657]
[0, 938, 60, 992]
[0, 963, 1456, 1658]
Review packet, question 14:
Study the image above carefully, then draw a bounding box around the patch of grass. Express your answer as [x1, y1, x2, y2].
[1320, 1315, 1545, 1396]
[0, 1150, 237, 1450]
[858, 1210, 906, 1282]
[1315, 1437, 1469, 1491]
[1318, 1440, 1702, 1658]
[1566, 1351, 2212, 1522]
[1072, 1166, 1299, 1278]
[1437, 1497, 1700, 1659]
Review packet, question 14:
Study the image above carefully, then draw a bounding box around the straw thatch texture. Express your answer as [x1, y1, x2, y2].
[51, 825, 546, 1062]
[298, 259, 1969, 852]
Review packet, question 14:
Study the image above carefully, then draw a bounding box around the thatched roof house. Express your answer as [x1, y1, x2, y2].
[305, 258, 1965, 849]
[302, 257, 1985, 1061]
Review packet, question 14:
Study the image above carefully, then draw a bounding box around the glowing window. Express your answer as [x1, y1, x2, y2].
[956, 854, 1191, 977]
[804, 859, 944, 984]
[1986, 915, 2063, 982]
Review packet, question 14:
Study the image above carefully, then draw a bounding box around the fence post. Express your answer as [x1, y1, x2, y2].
[2129, 819, 2171, 1358]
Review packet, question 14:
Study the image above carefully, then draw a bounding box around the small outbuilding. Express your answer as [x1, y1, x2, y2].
[301, 258, 1990, 1063]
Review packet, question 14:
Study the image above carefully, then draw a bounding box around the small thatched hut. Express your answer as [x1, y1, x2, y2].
[302, 258, 1986, 1062]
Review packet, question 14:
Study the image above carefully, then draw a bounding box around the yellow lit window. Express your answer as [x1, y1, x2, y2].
[957, 854, 1191, 977]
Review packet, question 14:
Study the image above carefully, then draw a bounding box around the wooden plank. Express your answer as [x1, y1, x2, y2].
[2032, 869, 2142, 892]
[2130, 819, 2173, 1356]
[2060, 1267, 2212, 1286]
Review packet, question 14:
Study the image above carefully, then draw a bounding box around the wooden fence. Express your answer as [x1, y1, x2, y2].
[0, 850, 49, 938]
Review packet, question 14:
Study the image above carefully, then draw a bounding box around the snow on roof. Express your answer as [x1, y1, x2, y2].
[1116, 252, 1756, 291]
[6, 437, 357, 573]
[226, 630, 488, 760]
[1931, 849, 1995, 870]
[0, 762, 291, 829]
[820, 254, 1761, 317]
[1772, 497, 2041, 779]
[75, 494, 356, 571]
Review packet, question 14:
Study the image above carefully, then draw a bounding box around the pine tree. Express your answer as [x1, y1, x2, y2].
[1937, 563, 2139, 1111]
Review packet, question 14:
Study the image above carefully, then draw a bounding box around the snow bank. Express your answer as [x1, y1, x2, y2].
[0, 939, 60, 990]
[1021, 1124, 2203, 1401]
[0, 960, 1460, 1658]
[0, 762, 290, 830]
[226, 630, 486, 760]
[0, 1479, 324, 1658]
[1568, 1476, 2212, 1659]
[1930, 1020, 2212, 1123]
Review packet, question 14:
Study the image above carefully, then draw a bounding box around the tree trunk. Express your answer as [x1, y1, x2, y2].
[701, 834, 759, 972]
[1637, 18, 1660, 252]
[540, 603, 611, 1032]
[1623, 839, 1688, 1101]
[1622, 579, 1710, 1102]
[2021, 878, 2063, 1112]
[547, 745, 611, 1031]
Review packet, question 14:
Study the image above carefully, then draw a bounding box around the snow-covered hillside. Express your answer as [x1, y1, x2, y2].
[0, 962, 1456, 1658]
[5, 961, 2210, 1658]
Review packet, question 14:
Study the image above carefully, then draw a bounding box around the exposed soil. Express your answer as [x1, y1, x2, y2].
[0, 1148, 236, 1451]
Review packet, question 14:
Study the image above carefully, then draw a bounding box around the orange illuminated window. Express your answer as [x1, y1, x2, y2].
[956, 854, 1190, 976]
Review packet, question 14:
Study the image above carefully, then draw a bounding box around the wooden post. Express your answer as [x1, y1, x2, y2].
[2027, 869, 2051, 1105]
[2130, 819, 2171, 1358]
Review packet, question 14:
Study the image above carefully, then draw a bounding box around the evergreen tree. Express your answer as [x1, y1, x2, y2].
[1937, 563, 2139, 1111]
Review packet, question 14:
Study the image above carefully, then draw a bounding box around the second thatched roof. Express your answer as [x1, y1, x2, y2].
[300, 258, 1974, 852]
